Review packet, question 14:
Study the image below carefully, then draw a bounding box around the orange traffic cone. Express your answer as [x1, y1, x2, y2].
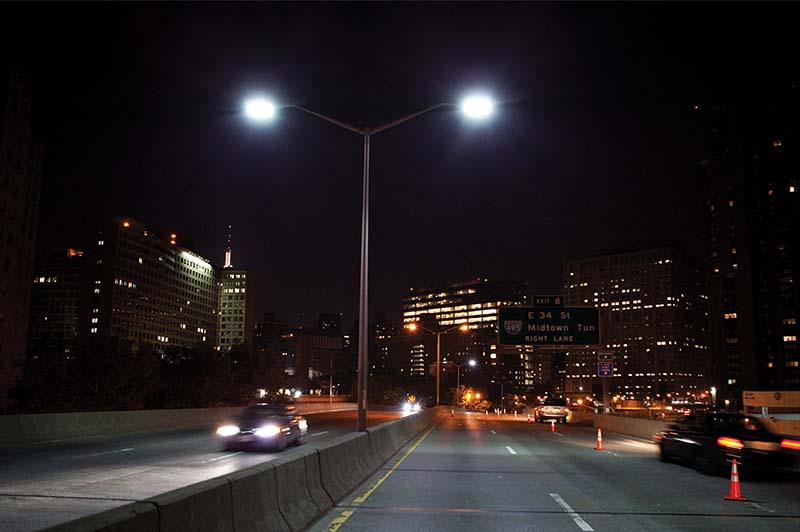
[527, 413, 532, 423]
[723, 459, 748, 501]
[551, 420, 556, 432]
[594, 428, 606, 450]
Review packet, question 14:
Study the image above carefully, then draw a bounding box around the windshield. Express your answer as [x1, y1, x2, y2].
[543, 398, 567, 406]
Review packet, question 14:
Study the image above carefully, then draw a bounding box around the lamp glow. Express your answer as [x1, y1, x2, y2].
[461, 95, 494, 119]
[468, 359, 477, 367]
[216, 425, 240, 437]
[244, 98, 277, 121]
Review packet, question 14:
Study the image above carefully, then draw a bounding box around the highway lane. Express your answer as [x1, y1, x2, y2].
[0, 408, 403, 532]
[309, 412, 800, 532]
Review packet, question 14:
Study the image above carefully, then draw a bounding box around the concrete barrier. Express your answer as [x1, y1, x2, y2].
[228, 462, 291, 532]
[273, 449, 321, 532]
[304, 449, 333, 514]
[0, 403, 357, 446]
[41, 502, 159, 532]
[40, 407, 445, 532]
[317, 432, 370, 502]
[147, 477, 234, 532]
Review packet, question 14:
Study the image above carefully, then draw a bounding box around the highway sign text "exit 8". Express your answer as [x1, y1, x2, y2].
[498, 306, 600, 346]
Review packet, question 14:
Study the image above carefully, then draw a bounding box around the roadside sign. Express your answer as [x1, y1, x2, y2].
[498, 306, 600, 346]
[532, 295, 564, 307]
[598, 361, 613, 377]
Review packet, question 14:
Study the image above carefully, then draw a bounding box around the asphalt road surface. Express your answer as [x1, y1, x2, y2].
[0, 408, 402, 532]
[308, 412, 800, 532]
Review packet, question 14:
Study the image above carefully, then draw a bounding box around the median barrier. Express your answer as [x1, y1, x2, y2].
[228, 462, 291, 532]
[147, 476, 234, 532]
[41, 502, 159, 532]
[37, 407, 444, 532]
[0, 403, 358, 446]
[272, 449, 321, 532]
[304, 449, 333, 514]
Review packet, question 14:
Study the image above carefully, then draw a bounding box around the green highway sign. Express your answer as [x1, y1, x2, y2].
[498, 306, 600, 346]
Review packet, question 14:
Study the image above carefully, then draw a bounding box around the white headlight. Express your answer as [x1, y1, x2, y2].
[413, 404, 421, 412]
[216, 425, 240, 437]
[255, 424, 281, 438]
[403, 403, 412, 412]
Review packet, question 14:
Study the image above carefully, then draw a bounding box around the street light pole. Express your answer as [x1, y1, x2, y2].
[455, 359, 477, 390]
[407, 322, 469, 406]
[243, 95, 495, 432]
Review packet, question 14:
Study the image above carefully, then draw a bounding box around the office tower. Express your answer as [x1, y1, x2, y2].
[563, 247, 710, 399]
[402, 279, 530, 395]
[0, 72, 43, 406]
[88, 219, 218, 351]
[698, 90, 800, 405]
[216, 227, 254, 353]
[27, 248, 87, 364]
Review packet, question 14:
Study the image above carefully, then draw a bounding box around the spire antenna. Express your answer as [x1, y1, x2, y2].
[223, 224, 233, 268]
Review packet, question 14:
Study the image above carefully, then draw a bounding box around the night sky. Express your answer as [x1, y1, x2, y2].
[2, 3, 796, 327]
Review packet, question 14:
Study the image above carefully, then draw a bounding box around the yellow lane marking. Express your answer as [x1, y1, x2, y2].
[326, 420, 441, 531]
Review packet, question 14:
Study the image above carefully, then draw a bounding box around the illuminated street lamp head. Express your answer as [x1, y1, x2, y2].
[460, 95, 494, 119]
[244, 97, 277, 121]
[459, 323, 469, 331]
[406, 323, 418, 332]
[468, 360, 477, 367]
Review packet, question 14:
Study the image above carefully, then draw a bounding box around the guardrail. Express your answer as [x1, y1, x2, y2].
[42, 406, 445, 532]
[0, 403, 357, 446]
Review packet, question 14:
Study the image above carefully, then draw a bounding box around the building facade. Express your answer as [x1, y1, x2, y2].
[401, 279, 531, 397]
[698, 91, 800, 406]
[216, 269, 254, 353]
[563, 247, 710, 400]
[27, 248, 87, 364]
[0, 72, 43, 406]
[87, 219, 218, 351]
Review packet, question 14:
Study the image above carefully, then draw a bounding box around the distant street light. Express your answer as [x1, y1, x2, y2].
[406, 322, 470, 406]
[454, 359, 477, 391]
[244, 94, 494, 431]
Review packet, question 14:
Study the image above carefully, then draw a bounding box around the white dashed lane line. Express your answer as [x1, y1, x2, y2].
[505, 446, 517, 455]
[204, 451, 243, 463]
[311, 431, 329, 437]
[550, 493, 594, 531]
[73, 448, 134, 459]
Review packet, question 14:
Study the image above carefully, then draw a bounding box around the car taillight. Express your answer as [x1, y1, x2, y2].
[717, 436, 744, 449]
[781, 439, 800, 450]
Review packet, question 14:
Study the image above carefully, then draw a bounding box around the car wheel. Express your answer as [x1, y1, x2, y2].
[659, 442, 672, 463]
[693, 450, 721, 476]
[294, 432, 306, 446]
[224, 443, 239, 452]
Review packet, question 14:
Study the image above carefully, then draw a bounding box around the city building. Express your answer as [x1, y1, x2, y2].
[27, 248, 88, 364]
[87, 218, 218, 351]
[216, 226, 254, 353]
[401, 279, 531, 397]
[0, 71, 43, 406]
[698, 90, 800, 406]
[563, 247, 710, 400]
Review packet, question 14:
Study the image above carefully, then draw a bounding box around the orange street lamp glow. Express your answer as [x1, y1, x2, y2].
[460, 323, 469, 331]
[406, 323, 418, 332]
[476, 393, 481, 400]
[122, 221, 130, 228]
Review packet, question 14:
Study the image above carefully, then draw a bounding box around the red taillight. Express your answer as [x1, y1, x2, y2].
[717, 436, 744, 449]
[781, 439, 800, 450]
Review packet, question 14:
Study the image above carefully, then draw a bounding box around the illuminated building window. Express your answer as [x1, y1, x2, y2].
[724, 313, 737, 320]
[784, 336, 797, 343]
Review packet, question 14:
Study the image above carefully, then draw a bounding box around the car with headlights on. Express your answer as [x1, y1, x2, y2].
[659, 412, 800, 475]
[216, 403, 308, 451]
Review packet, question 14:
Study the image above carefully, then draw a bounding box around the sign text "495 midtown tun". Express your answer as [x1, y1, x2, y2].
[498, 306, 600, 346]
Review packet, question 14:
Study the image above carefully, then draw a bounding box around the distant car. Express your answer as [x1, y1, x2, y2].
[402, 401, 422, 413]
[216, 403, 308, 451]
[659, 412, 800, 475]
[534, 397, 570, 423]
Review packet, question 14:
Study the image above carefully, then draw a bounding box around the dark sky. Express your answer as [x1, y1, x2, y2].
[2, 2, 796, 328]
